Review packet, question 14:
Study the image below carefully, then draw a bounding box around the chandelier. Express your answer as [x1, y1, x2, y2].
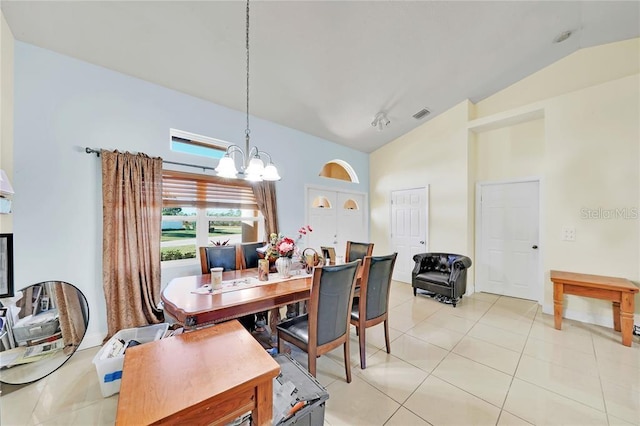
[215, 0, 281, 182]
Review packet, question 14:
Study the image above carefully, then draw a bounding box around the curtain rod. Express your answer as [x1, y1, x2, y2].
[84, 147, 217, 172]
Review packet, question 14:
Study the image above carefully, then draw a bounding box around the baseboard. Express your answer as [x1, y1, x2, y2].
[541, 303, 640, 330]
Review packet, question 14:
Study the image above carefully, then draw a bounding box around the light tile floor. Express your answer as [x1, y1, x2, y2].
[1, 281, 639, 425]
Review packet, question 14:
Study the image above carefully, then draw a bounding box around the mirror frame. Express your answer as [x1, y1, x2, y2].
[0, 234, 14, 298]
[0, 281, 89, 385]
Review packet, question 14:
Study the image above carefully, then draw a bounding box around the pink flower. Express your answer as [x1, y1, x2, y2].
[277, 237, 296, 257]
[298, 225, 313, 238]
[267, 225, 314, 259]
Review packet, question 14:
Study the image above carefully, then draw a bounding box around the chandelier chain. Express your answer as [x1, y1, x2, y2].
[214, 0, 280, 181]
[245, 0, 251, 149]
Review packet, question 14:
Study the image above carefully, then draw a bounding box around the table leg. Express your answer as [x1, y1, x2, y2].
[620, 293, 634, 347]
[253, 379, 273, 426]
[612, 301, 621, 332]
[269, 308, 281, 330]
[553, 282, 563, 330]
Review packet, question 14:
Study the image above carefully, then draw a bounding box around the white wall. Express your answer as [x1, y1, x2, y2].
[475, 119, 545, 182]
[370, 100, 473, 261]
[13, 42, 369, 346]
[476, 39, 640, 117]
[0, 11, 13, 233]
[542, 74, 639, 323]
[371, 38, 640, 328]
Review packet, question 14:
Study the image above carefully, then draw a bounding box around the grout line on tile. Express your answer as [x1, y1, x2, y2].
[590, 328, 612, 422]
[512, 309, 609, 416]
[493, 295, 536, 412]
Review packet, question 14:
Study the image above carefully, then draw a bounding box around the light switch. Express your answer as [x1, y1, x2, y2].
[562, 226, 576, 241]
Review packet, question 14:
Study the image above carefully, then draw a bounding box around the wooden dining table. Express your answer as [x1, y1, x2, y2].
[162, 269, 312, 328]
[162, 266, 362, 329]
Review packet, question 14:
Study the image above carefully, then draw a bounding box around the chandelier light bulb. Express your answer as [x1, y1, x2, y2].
[215, 155, 239, 178]
[262, 163, 281, 181]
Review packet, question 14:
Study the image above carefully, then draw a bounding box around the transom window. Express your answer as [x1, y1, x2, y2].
[169, 128, 230, 160]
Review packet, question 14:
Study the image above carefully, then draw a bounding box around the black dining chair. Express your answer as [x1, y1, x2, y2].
[350, 253, 397, 369]
[276, 260, 361, 382]
[199, 246, 238, 273]
[239, 242, 269, 329]
[239, 242, 267, 269]
[199, 245, 256, 331]
[345, 241, 374, 263]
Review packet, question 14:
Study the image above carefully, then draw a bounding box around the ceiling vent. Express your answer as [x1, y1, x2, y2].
[412, 108, 431, 120]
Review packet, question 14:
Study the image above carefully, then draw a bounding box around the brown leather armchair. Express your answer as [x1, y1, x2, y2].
[411, 253, 472, 307]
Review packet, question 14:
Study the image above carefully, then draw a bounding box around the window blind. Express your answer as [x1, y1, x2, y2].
[162, 170, 258, 209]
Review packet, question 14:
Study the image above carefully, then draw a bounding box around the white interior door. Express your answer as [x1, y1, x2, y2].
[306, 187, 367, 258]
[391, 187, 428, 283]
[336, 192, 366, 255]
[307, 188, 337, 250]
[476, 180, 540, 300]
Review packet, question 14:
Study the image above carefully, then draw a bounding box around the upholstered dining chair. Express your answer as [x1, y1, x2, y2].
[320, 246, 336, 264]
[345, 241, 374, 263]
[199, 246, 238, 273]
[239, 242, 268, 329]
[350, 253, 397, 369]
[199, 245, 257, 331]
[276, 260, 361, 383]
[239, 242, 266, 269]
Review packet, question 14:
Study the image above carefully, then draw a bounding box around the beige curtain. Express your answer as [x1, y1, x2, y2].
[252, 181, 279, 237]
[252, 181, 284, 325]
[16, 286, 35, 318]
[102, 150, 164, 340]
[54, 282, 87, 355]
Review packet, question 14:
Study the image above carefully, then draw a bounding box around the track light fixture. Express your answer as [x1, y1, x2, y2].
[371, 112, 390, 132]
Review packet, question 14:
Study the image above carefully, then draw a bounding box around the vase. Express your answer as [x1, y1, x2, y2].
[275, 256, 293, 278]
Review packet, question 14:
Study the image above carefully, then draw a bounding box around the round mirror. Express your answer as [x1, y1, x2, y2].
[0, 281, 89, 385]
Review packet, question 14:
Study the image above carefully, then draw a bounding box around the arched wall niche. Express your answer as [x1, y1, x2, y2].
[319, 160, 359, 183]
[312, 196, 332, 209]
[343, 199, 359, 210]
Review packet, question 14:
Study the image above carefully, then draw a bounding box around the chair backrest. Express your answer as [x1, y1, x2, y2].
[308, 260, 360, 346]
[360, 253, 397, 321]
[199, 246, 238, 273]
[345, 241, 374, 263]
[320, 246, 336, 264]
[240, 242, 266, 269]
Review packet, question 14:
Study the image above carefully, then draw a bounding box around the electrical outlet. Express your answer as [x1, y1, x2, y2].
[562, 226, 576, 241]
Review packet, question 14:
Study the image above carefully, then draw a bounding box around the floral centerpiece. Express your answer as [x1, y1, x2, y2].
[266, 225, 313, 277]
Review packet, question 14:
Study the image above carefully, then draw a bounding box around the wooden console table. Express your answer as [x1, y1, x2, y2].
[550, 270, 638, 347]
[115, 320, 280, 425]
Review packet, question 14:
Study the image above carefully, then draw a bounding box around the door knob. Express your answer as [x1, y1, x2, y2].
[532, 245, 538, 249]
[419, 241, 425, 244]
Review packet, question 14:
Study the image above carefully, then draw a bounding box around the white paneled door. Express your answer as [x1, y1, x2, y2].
[476, 180, 540, 301]
[306, 187, 367, 258]
[391, 188, 428, 283]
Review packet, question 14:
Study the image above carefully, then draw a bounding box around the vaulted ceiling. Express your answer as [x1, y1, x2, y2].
[3, 1, 639, 153]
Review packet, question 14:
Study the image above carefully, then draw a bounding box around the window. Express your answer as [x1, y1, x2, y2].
[161, 171, 263, 262]
[169, 128, 230, 160]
